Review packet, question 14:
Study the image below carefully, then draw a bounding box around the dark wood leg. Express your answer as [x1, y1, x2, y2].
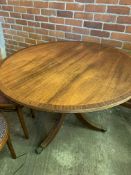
[16, 106, 29, 139]
[75, 113, 106, 132]
[30, 109, 35, 119]
[7, 135, 16, 159]
[121, 101, 131, 108]
[36, 113, 66, 154]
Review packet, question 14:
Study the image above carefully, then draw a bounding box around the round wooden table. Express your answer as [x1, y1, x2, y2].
[0, 42, 131, 153]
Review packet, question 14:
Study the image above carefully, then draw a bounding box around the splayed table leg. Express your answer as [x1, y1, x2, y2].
[75, 113, 107, 132]
[36, 113, 66, 154]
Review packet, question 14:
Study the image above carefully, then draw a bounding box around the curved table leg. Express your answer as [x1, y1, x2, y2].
[75, 113, 107, 132]
[36, 113, 66, 154]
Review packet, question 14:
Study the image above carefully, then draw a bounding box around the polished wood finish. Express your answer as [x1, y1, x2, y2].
[0, 42, 131, 151]
[0, 42, 131, 113]
[7, 134, 16, 159]
[0, 99, 29, 139]
[75, 113, 106, 132]
[16, 106, 29, 139]
[36, 113, 66, 154]
[36, 113, 106, 153]
[0, 115, 16, 159]
[0, 59, 29, 139]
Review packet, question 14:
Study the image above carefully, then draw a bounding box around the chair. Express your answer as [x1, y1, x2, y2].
[0, 58, 33, 139]
[0, 92, 30, 139]
[0, 114, 16, 159]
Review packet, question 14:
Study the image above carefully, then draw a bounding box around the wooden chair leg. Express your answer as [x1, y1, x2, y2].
[30, 109, 35, 119]
[7, 134, 16, 159]
[16, 106, 29, 139]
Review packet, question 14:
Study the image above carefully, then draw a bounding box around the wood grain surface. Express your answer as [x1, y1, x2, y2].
[0, 42, 131, 113]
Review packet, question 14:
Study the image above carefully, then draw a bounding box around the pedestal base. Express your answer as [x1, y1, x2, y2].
[75, 113, 106, 132]
[36, 113, 106, 154]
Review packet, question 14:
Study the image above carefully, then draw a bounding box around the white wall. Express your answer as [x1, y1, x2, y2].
[0, 23, 6, 59]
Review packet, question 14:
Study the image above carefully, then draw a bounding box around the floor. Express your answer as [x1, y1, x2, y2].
[0, 106, 131, 175]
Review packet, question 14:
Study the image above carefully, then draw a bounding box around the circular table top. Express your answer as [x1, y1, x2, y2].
[0, 42, 131, 113]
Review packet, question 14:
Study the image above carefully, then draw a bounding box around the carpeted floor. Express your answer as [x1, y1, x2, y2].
[0, 106, 131, 175]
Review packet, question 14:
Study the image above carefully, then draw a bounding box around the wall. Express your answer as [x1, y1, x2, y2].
[0, 0, 131, 56]
[0, 17, 6, 59]
[0, 48, 2, 61]
[0, 18, 2, 60]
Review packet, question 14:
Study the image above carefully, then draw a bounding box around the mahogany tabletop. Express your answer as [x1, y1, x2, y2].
[0, 42, 131, 113]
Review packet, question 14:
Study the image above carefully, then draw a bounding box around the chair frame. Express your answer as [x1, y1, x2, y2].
[0, 103, 29, 139]
[6, 133, 16, 159]
[0, 58, 33, 139]
[0, 115, 16, 159]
